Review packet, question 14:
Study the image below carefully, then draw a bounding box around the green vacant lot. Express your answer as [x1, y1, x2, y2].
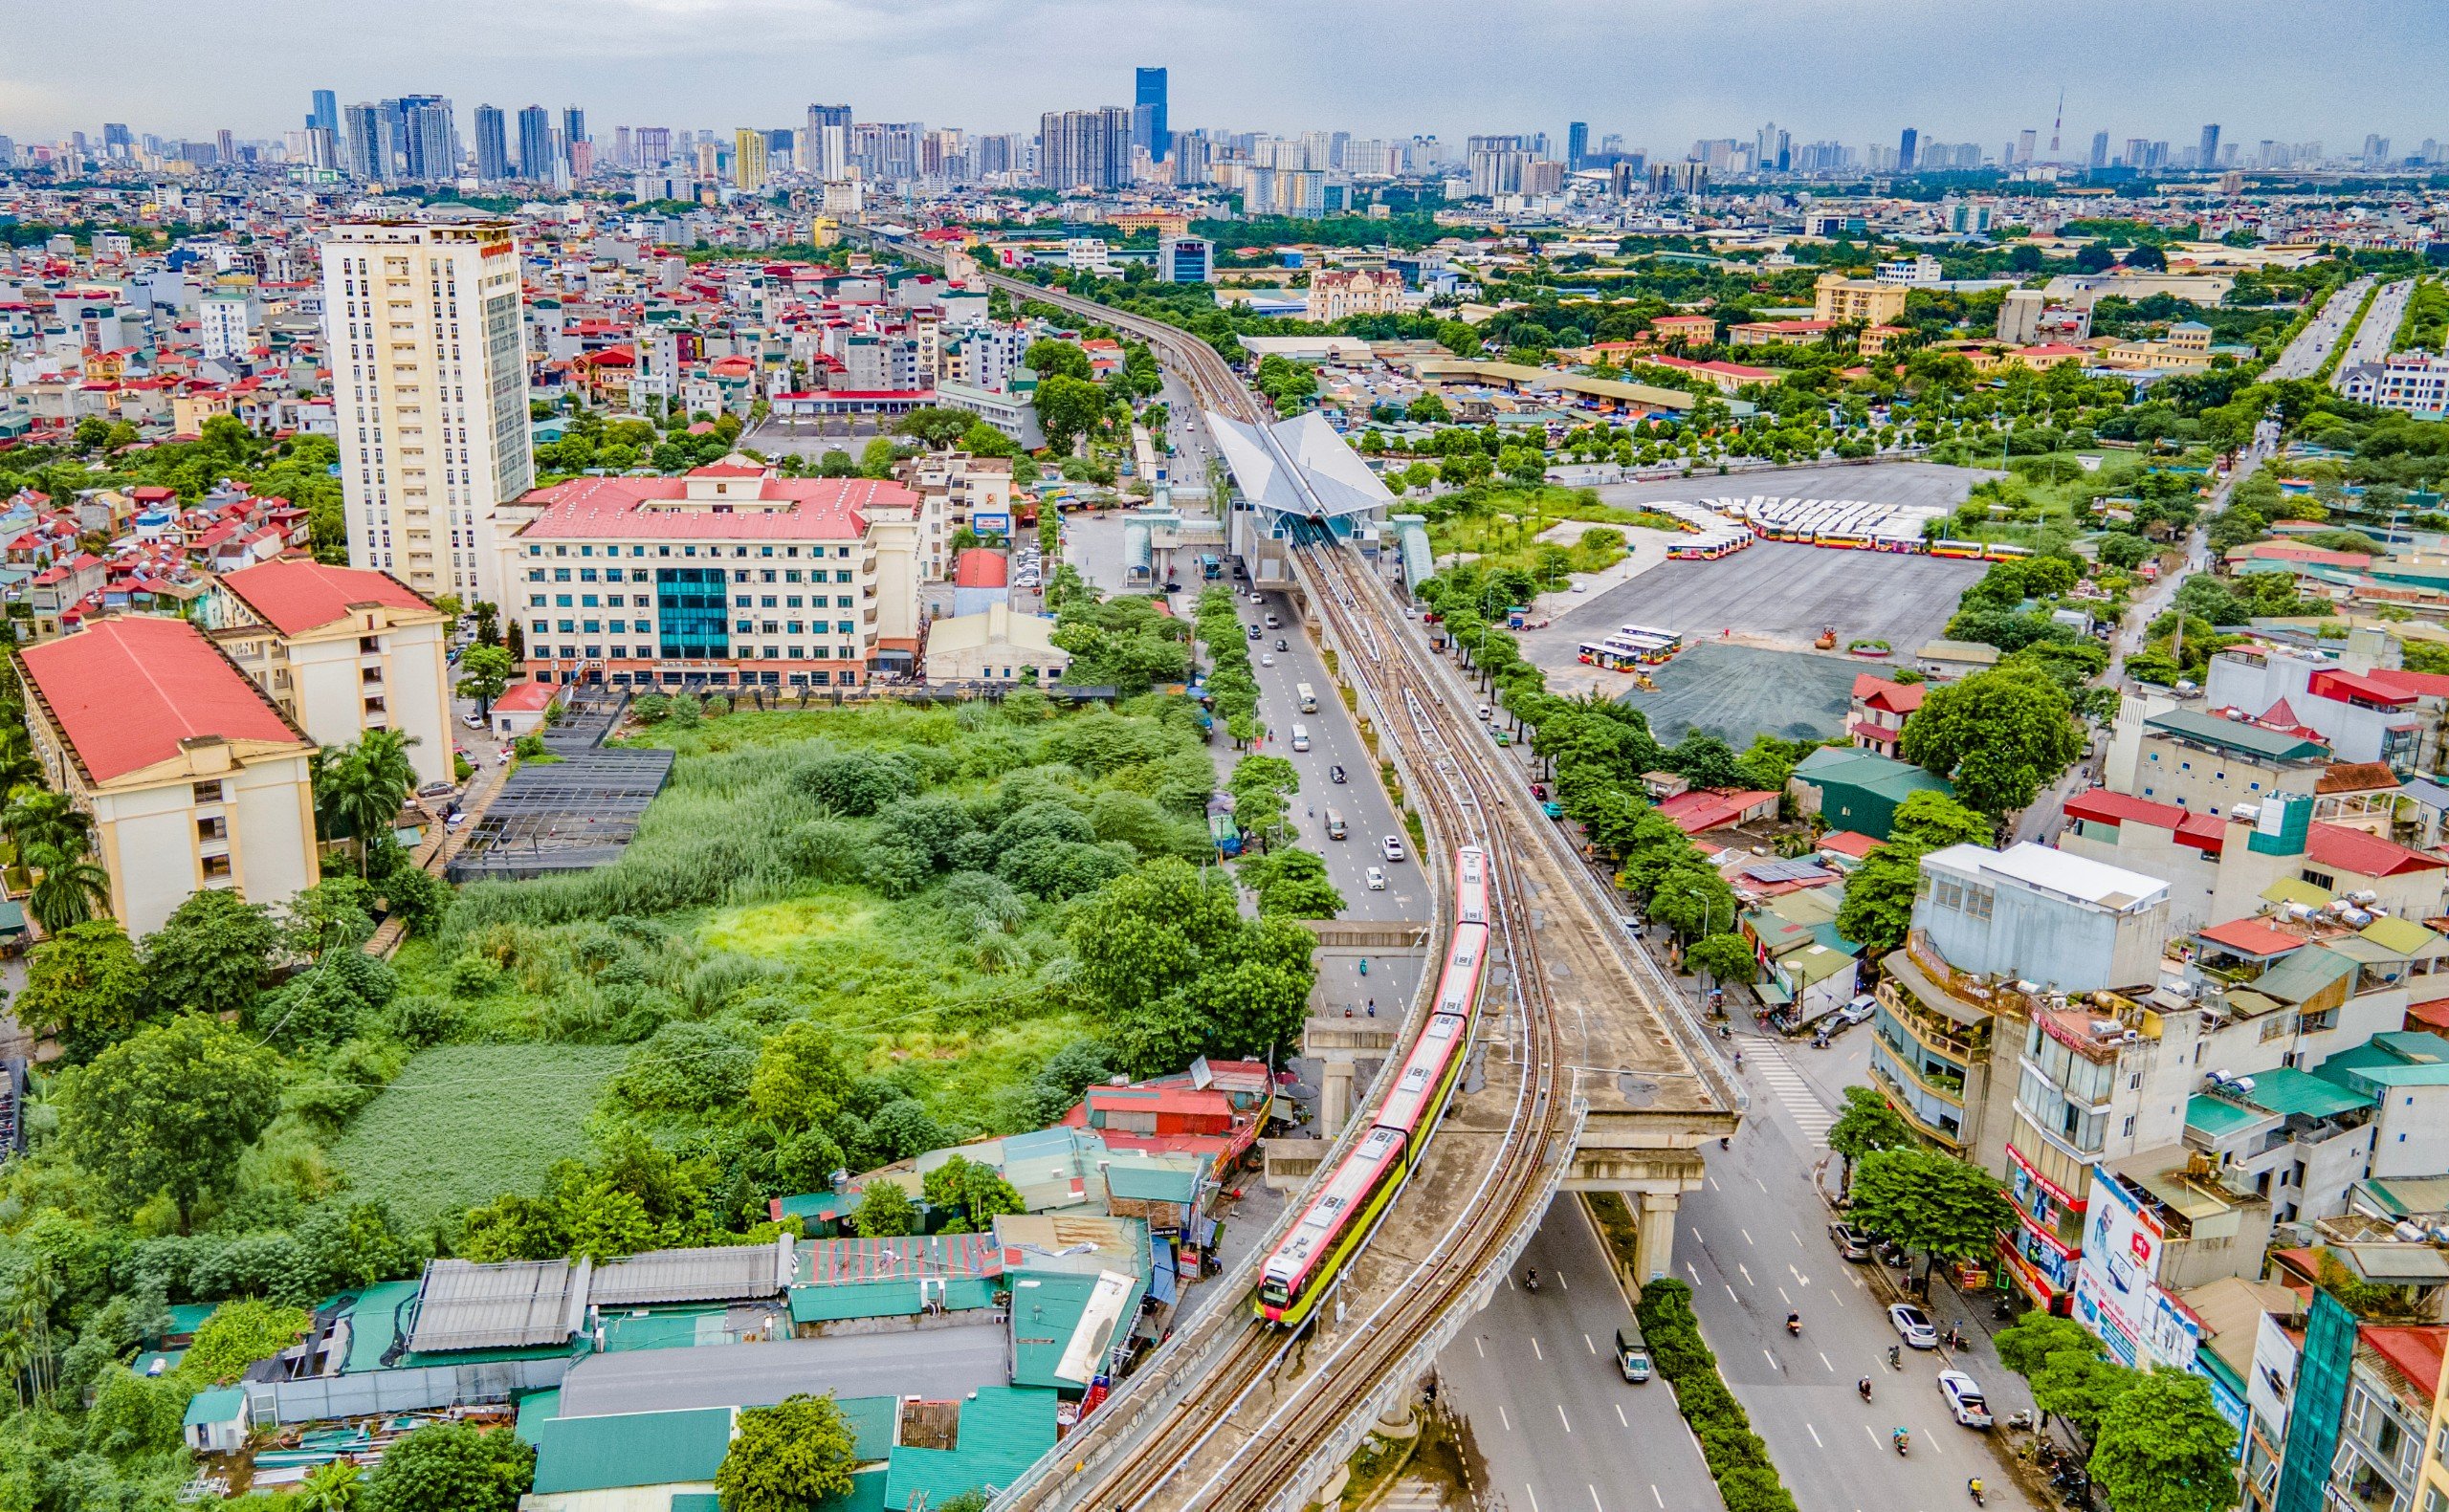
[333, 1044, 627, 1224]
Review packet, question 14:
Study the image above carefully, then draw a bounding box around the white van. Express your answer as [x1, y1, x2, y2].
[1291, 724, 1311, 752]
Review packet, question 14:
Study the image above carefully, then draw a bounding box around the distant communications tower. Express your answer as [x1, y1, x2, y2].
[2048, 87, 2064, 157]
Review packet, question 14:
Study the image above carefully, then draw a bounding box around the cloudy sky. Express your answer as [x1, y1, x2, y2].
[5, 0, 2442, 151]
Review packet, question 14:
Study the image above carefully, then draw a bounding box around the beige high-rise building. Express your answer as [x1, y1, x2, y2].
[320, 222, 536, 608]
[734, 128, 767, 190]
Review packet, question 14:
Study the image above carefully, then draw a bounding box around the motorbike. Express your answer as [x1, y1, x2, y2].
[1887, 1345, 1902, 1370]
[1892, 1429, 1910, 1457]
[2004, 1410, 2037, 1433]
[1969, 1480, 1986, 1507]
[1785, 1314, 1801, 1337]
[1857, 1378, 1873, 1402]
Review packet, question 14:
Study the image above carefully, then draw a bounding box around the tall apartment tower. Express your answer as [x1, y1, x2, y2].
[473, 106, 510, 182]
[517, 105, 554, 180]
[733, 128, 768, 190]
[309, 90, 340, 135]
[562, 106, 586, 172]
[321, 224, 535, 605]
[2197, 123, 2221, 171]
[2089, 130, 2110, 171]
[1897, 126, 1918, 173]
[1566, 121, 1589, 170]
[1134, 67, 1168, 162]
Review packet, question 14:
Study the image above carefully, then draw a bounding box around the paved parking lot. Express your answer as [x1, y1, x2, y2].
[1536, 540, 1986, 657]
[1617, 641, 1864, 745]
[740, 416, 885, 457]
[1595, 459, 1997, 515]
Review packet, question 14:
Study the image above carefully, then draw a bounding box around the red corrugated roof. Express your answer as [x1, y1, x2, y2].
[2370, 668, 2449, 700]
[1817, 830, 1882, 859]
[2063, 788, 2226, 853]
[952, 549, 1007, 588]
[2310, 668, 2418, 708]
[2306, 822, 2448, 877]
[491, 682, 557, 712]
[2195, 917, 2306, 958]
[1850, 672, 1927, 715]
[217, 559, 433, 637]
[2362, 1325, 2449, 1400]
[1654, 788, 1778, 835]
[19, 616, 304, 783]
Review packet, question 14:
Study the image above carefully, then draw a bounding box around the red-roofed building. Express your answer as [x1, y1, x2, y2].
[205, 560, 455, 789]
[1816, 830, 1883, 862]
[1849, 673, 1927, 758]
[496, 456, 930, 690]
[15, 616, 320, 937]
[1654, 788, 1780, 836]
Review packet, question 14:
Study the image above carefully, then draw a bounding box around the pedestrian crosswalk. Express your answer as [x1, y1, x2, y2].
[1748, 1039, 1836, 1149]
[1377, 1479, 1456, 1512]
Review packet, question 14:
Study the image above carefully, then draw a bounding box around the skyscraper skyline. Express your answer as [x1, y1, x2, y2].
[1134, 66, 1167, 163]
[517, 102, 553, 179]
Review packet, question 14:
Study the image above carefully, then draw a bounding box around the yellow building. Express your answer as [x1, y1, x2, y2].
[17, 616, 320, 938]
[2417, 1346, 2449, 1512]
[1812, 274, 1910, 325]
[204, 559, 457, 792]
[734, 129, 768, 191]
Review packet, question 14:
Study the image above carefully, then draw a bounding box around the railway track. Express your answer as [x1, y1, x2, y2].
[883, 238, 1701, 1508]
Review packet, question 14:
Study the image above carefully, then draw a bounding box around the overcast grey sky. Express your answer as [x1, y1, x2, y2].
[4, 0, 2443, 151]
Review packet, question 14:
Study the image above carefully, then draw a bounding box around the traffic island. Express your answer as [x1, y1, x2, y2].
[1632, 1279, 1802, 1512]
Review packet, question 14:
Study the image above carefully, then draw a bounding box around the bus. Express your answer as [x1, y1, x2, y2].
[1295, 682, 1318, 713]
[1578, 634, 1673, 671]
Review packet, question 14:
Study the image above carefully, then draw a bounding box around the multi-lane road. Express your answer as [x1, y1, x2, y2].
[2267, 274, 2372, 381]
[2332, 277, 2417, 384]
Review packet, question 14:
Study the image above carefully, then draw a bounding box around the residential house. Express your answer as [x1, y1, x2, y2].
[203, 559, 456, 790]
[1848, 672, 1926, 759]
[16, 616, 320, 936]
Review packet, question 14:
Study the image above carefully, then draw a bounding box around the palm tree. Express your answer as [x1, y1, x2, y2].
[0, 789, 89, 861]
[316, 731, 422, 876]
[0, 730, 41, 799]
[298, 1459, 364, 1510]
[25, 843, 107, 935]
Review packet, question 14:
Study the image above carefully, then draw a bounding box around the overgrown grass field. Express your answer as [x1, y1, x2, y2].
[332, 1044, 627, 1224]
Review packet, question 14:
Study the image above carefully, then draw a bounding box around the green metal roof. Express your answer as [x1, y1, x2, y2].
[787, 1275, 999, 1324]
[166, 1303, 220, 1337]
[883, 1388, 1059, 1511]
[835, 1395, 898, 1464]
[774, 1191, 856, 1227]
[1792, 746, 1955, 800]
[2363, 914, 2442, 955]
[673, 1498, 724, 1512]
[2251, 946, 2358, 1006]
[2146, 708, 2329, 762]
[2232, 1065, 2372, 1120]
[1007, 1269, 1147, 1391]
[530, 1407, 735, 1495]
[184, 1387, 247, 1428]
[817, 1468, 890, 1512]
[1103, 1162, 1200, 1204]
[2185, 1095, 2265, 1139]
[514, 1389, 561, 1446]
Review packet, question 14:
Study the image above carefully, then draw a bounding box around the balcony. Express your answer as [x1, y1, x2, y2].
[1867, 1058, 1968, 1149]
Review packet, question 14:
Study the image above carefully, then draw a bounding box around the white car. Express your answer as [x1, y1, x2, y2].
[1381, 836, 1405, 862]
[1365, 866, 1387, 891]
[1261, 653, 1275, 667]
[1888, 1304, 1939, 1349]
[1937, 1370, 1993, 1428]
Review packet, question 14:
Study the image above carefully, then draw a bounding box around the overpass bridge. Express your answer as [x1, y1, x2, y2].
[869, 230, 1739, 1508]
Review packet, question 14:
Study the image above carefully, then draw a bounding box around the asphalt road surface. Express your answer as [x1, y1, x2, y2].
[2267, 275, 2371, 381]
[1527, 541, 1985, 660]
[1682, 1021, 2045, 1512]
[1435, 1203, 1725, 1512]
[2333, 278, 2416, 384]
[1232, 581, 1422, 926]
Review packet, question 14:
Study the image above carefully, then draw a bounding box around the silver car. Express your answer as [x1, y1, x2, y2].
[1938, 1370, 1993, 1428]
[1888, 1304, 1939, 1349]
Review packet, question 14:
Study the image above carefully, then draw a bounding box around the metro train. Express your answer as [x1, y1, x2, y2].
[1256, 846, 1490, 1327]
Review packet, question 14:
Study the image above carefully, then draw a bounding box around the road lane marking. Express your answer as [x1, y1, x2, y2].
[1820, 1352, 1833, 1371]
[1791, 1265, 1809, 1287]
[1589, 1486, 1602, 1512]
[1737, 1263, 1754, 1285]
[1726, 1284, 1740, 1304]
[1709, 1176, 1720, 1191]
[1864, 1425, 1880, 1446]
[1741, 1229, 1754, 1245]
[1763, 1349, 1776, 1370]
[1777, 1286, 1791, 1304]
[1558, 1271, 1569, 1291]
[1792, 1231, 1803, 1248]
[1585, 1333, 1598, 1354]
[1558, 1404, 1573, 1434]
[1616, 1404, 1629, 1428]
[1499, 1405, 1511, 1432]
[1755, 1177, 1767, 1193]
[1650, 1488, 1664, 1508]
[1475, 1337, 1485, 1358]
[1807, 1422, 1823, 1447]
[1687, 1262, 1702, 1284]
[1531, 1337, 1543, 1360]
[1525, 1486, 1539, 1512]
